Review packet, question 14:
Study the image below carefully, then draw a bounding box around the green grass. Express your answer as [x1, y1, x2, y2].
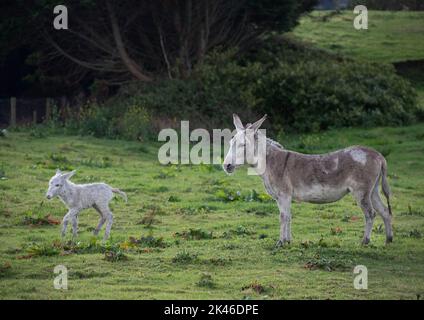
[292, 11, 424, 63]
[292, 10, 424, 110]
[1, 125, 424, 299]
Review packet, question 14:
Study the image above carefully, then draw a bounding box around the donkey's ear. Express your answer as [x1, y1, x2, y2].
[233, 114, 244, 131]
[55, 169, 62, 175]
[250, 114, 267, 132]
[61, 170, 76, 180]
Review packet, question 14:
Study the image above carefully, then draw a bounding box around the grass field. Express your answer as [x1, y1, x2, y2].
[293, 10, 424, 115]
[1, 125, 424, 299]
[293, 11, 424, 63]
[1, 10, 424, 301]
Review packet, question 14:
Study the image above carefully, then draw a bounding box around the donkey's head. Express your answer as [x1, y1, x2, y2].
[46, 169, 76, 199]
[223, 114, 267, 174]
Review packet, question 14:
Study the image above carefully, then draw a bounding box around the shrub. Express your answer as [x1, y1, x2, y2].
[26, 243, 60, 257]
[255, 59, 417, 132]
[304, 253, 352, 271]
[241, 280, 269, 294]
[128, 235, 167, 248]
[197, 272, 215, 288]
[175, 228, 214, 240]
[172, 251, 198, 264]
[45, 36, 420, 137]
[68, 101, 153, 140]
[104, 248, 128, 262]
[132, 37, 418, 134]
[0, 262, 12, 278]
[117, 105, 152, 141]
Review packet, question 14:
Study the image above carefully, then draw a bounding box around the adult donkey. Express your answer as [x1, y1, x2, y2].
[223, 114, 393, 246]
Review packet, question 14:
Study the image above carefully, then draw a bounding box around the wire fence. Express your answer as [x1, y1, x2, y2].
[0, 97, 61, 127]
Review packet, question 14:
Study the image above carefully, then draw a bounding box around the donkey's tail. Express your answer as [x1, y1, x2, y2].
[381, 159, 392, 216]
[112, 188, 128, 202]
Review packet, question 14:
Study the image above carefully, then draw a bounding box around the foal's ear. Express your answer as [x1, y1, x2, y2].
[233, 114, 244, 132]
[55, 169, 62, 175]
[250, 114, 267, 132]
[61, 170, 76, 180]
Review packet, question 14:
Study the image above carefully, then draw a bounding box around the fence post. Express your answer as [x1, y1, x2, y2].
[33, 110, 38, 125]
[45, 98, 51, 122]
[10, 97, 16, 127]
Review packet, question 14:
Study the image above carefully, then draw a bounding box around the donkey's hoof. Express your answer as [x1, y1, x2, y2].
[385, 236, 393, 244]
[361, 238, 370, 245]
[275, 240, 290, 248]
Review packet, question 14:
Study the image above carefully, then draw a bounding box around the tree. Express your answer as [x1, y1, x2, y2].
[0, 0, 317, 90]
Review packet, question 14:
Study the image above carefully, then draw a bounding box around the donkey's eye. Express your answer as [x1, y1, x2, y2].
[55, 184, 61, 187]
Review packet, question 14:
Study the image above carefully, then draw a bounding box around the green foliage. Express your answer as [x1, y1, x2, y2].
[22, 212, 60, 226]
[350, 0, 424, 10]
[168, 195, 181, 202]
[241, 280, 270, 294]
[175, 228, 214, 240]
[104, 247, 128, 262]
[304, 253, 352, 272]
[0, 262, 12, 279]
[172, 251, 198, 264]
[256, 57, 418, 132]
[26, 243, 60, 257]
[293, 11, 424, 63]
[79, 157, 112, 168]
[197, 272, 215, 288]
[214, 188, 273, 202]
[128, 235, 167, 248]
[222, 225, 255, 238]
[70, 102, 153, 140]
[2, 126, 424, 299]
[107, 36, 419, 134]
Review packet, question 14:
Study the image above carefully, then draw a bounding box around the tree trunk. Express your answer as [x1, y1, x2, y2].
[106, 0, 152, 82]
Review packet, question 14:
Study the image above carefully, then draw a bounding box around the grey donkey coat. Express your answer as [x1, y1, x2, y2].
[223, 114, 393, 246]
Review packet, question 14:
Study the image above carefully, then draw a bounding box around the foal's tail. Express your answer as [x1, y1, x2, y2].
[112, 188, 128, 202]
[381, 159, 392, 216]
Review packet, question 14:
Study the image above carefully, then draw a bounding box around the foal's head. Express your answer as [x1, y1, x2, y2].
[46, 169, 76, 199]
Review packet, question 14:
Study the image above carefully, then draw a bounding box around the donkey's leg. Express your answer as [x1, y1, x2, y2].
[276, 195, 292, 247]
[99, 204, 114, 241]
[71, 212, 80, 239]
[93, 204, 107, 236]
[371, 185, 393, 244]
[62, 209, 79, 238]
[353, 191, 375, 245]
[61, 211, 72, 238]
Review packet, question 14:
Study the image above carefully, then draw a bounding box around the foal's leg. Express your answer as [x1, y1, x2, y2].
[371, 184, 393, 244]
[353, 191, 375, 245]
[98, 203, 113, 241]
[61, 211, 71, 238]
[276, 195, 292, 247]
[93, 204, 107, 236]
[62, 209, 79, 238]
[71, 212, 80, 239]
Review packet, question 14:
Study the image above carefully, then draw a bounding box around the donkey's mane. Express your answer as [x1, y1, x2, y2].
[266, 137, 284, 150]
